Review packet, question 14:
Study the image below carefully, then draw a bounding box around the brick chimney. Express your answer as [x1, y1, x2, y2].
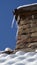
[13, 3, 37, 52]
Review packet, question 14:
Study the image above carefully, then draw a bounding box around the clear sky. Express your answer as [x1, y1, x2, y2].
[0, 0, 37, 50]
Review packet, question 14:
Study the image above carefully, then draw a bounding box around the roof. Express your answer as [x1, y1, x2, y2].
[0, 51, 37, 65]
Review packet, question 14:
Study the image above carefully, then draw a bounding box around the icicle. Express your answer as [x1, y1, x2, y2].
[16, 21, 19, 39]
[11, 15, 20, 40]
[17, 15, 20, 23]
[11, 15, 15, 28]
[16, 15, 20, 39]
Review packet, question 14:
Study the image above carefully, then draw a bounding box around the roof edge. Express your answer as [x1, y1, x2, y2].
[17, 3, 37, 9]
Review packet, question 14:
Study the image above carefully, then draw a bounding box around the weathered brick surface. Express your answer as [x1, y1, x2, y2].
[15, 19, 37, 51]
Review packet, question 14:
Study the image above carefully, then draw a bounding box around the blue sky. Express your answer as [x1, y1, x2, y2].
[0, 0, 37, 50]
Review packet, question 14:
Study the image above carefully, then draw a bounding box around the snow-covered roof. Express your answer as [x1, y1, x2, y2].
[0, 51, 37, 65]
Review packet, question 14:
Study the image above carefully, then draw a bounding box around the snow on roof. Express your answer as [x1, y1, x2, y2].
[0, 51, 37, 65]
[17, 3, 37, 9]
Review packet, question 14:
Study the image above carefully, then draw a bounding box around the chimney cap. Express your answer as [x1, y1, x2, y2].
[17, 3, 37, 9]
[13, 3, 37, 15]
[13, 3, 37, 20]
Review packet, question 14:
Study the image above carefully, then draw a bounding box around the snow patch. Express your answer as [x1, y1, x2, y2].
[0, 51, 37, 65]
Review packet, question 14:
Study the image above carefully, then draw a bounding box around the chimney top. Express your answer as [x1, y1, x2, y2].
[13, 3, 37, 20]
